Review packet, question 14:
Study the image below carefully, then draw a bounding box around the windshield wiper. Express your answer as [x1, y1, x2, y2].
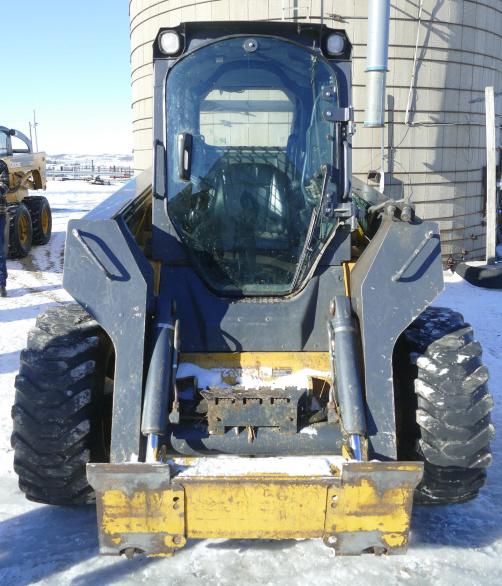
[292, 164, 333, 288]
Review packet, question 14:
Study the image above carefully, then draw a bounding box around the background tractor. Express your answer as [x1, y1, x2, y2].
[0, 126, 52, 258]
[11, 8, 494, 558]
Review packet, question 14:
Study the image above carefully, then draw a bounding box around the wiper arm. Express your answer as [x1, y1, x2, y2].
[292, 164, 332, 287]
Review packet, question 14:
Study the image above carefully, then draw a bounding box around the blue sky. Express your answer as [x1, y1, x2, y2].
[0, 1, 132, 154]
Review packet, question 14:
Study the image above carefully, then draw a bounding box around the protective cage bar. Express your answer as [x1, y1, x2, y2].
[87, 459, 423, 557]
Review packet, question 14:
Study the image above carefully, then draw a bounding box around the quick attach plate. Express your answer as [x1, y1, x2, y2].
[200, 386, 306, 434]
[87, 459, 423, 558]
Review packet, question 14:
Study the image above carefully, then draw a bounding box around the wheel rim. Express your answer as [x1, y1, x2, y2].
[19, 214, 30, 246]
[41, 206, 50, 234]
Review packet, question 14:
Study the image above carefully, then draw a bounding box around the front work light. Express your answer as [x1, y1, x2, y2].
[326, 34, 345, 56]
[159, 31, 181, 55]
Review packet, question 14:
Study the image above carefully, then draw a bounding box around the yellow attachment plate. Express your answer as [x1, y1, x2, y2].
[180, 351, 331, 372]
[87, 459, 423, 557]
[183, 478, 329, 539]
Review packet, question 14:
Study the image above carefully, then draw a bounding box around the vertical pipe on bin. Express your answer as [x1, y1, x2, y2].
[485, 86, 497, 262]
[364, 0, 391, 128]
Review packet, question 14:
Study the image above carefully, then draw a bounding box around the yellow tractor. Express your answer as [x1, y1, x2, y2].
[0, 126, 51, 258]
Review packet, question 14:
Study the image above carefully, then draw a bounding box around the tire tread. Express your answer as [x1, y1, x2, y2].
[11, 304, 110, 505]
[399, 306, 493, 504]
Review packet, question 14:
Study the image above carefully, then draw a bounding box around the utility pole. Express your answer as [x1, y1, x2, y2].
[485, 87, 497, 263]
[32, 110, 39, 152]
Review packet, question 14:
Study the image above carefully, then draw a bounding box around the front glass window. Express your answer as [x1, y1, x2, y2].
[166, 36, 338, 295]
[0, 132, 8, 157]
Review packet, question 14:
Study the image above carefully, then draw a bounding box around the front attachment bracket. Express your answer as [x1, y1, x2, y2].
[88, 459, 423, 557]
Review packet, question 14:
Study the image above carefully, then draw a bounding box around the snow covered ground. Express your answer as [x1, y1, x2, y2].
[0, 181, 501, 585]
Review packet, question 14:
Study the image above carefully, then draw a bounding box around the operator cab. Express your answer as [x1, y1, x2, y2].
[0, 127, 33, 157]
[153, 23, 353, 296]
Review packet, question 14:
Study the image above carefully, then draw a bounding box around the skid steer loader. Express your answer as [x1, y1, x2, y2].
[0, 126, 52, 258]
[11, 18, 493, 557]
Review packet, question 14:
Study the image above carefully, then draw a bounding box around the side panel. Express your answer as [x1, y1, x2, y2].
[63, 177, 154, 463]
[158, 264, 346, 353]
[351, 218, 444, 460]
[3, 152, 47, 203]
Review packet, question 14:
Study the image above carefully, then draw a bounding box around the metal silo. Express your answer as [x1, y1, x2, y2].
[129, 0, 502, 262]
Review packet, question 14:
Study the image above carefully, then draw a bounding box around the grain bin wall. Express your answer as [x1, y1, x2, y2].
[129, 0, 502, 262]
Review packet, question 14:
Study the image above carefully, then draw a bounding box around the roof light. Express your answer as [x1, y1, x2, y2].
[159, 31, 181, 55]
[326, 34, 345, 56]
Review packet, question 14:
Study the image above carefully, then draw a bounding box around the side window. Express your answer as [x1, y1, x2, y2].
[200, 89, 293, 147]
[11, 134, 30, 153]
[303, 84, 336, 189]
[0, 132, 8, 157]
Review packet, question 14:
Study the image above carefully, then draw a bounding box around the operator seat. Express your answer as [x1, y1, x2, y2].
[207, 160, 300, 253]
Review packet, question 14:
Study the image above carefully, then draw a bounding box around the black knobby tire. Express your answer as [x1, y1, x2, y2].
[24, 196, 52, 245]
[8, 203, 33, 258]
[11, 304, 113, 505]
[396, 307, 494, 504]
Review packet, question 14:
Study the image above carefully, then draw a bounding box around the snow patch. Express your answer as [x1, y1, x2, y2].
[299, 426, 318, 437]
[176, 363, 228, 389]
[416, 356, 438, 372]
[176, 364, 330, 390]
[415, 379, 435, 398]
[172, 455, 345, 478]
